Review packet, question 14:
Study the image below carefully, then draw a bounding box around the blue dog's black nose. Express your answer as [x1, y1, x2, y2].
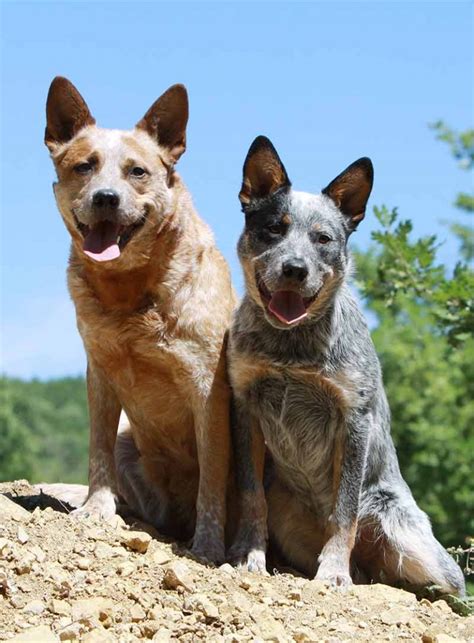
[282, 259, 308, 282]
[92, 189, 120, 209]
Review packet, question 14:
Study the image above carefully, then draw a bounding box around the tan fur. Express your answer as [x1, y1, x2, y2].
[45, 77, 236, 562]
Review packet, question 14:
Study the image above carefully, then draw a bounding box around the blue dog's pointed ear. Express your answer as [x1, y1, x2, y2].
[322, 157, 374, 228]
[239, 136, 291, 205]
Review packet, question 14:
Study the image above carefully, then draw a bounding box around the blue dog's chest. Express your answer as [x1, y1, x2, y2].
[250, 374, 340, 514]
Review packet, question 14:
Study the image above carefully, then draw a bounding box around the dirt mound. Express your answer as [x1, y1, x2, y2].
[0, 481, 472, 642]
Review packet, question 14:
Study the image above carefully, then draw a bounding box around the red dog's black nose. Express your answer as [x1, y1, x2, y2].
[92, 189, 120, 209]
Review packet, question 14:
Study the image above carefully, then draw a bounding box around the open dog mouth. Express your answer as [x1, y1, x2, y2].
[73, 211, 148, 262]
[257, 274, 319, 326]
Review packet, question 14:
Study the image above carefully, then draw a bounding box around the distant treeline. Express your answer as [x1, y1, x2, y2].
[1, 376, 89, 484]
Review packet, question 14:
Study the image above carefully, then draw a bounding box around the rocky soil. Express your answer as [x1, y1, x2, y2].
[0, 481, 472, 643]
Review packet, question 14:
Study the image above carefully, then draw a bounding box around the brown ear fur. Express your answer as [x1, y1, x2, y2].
[239, 136, 291, 205]
[322, 158, 374, 226]
[45, 77, 95, 149]
[136, 84, 189, 163]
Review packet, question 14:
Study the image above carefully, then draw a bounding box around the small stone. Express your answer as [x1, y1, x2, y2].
[0, 537, 12, 558]
[351, 583, 417, 606]
[162, 561, 192, 591]
[408, 618, 426, 634]
[130, 603, 146, 622]
[289, 590, 302, 601]
[82, 630, 116, 643]
[15, 553, 35, 574]
[59, 623, 83, 641]
[93, 542, 116, 559]
[0, 495, 32, 522]
[71, 597, 114, 622]
[106, 514, 126, 529]
[17, 526, 29, 544]
[117, 560, 135, 576]
[218, 563, 235, 575]
[150, 548, 172, 565]
[23, 599, 46, 614]
[140, 621, 162, 637]
[148, 605, 162, 620]
[8, 625, 59, 642]
[422, 635, 463, 643]
[380, 606, 414, 625]
[85, 527, 107, 541]
[29, 544, 46, 563]
[77, 556, 92, 570]
[152, 628, 172, 642]
[432, 599, 453, 613]
[193, 593, 219, 620]
[293, 627, 318, 641]
[121, 530, 152, 553]
[10, 594, 25, 609]
[251, 605, 287, 641]
[50, 599, 71, 616]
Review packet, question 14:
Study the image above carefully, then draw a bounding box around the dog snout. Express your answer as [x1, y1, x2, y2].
[282, 258, 308, 283]
[92, 189, 120, 210]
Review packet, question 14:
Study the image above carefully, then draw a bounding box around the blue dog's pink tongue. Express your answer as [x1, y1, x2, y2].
[83, 221, 120, 262]
[268, 290, 308, 325]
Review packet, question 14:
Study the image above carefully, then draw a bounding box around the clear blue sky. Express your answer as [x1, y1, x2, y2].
[1, 2, 472, 379]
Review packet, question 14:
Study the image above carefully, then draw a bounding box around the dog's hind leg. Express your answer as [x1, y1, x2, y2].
[114, 415, 169, 531]
[356, 488, 466, 596]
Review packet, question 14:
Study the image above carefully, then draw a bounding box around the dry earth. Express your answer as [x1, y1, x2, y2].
[0, 481, 472, 643]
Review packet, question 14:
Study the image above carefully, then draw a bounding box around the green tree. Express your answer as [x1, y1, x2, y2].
[354, 125, 474, 547]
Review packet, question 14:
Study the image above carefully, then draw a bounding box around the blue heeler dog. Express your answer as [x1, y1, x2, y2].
[228, 135, 465, 595]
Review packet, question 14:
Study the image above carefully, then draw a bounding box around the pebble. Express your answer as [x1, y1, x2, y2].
[121, 530, 152, 554]
[8, 625, 59, 642]
[149, 548, 172, 565]
[379, 606, 414, 625]
[117, 560, 136, 576]
[76, 556, 92, 570]
[162, 560, 193, 591]
[130, 603, 147, 622]
[23, 600, 46, 615]
[0, 495, 32, 522]
[17, 527, 29, 544]
[49, 598, 71, 616]
[15, 553, 35, 574]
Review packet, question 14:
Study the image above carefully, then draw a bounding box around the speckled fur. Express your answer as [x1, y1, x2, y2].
[229, 136, 465, 595]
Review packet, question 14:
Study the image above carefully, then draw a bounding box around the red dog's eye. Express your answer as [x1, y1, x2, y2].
[131, 167, 146, 177]
[74, 162, 93, 174]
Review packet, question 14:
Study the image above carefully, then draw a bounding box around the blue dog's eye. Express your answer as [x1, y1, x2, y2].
[266, 224, 283, 235]
[131, 167, 146, 177]
[318, 234, 331, 244]
[74, 162, 93, 174]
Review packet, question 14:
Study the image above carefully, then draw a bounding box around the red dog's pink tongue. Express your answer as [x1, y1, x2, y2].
[268, 290, 308, 325]
[83, 221, 120, 262]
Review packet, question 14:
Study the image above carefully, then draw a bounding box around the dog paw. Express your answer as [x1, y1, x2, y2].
[229, 545, 268, 575]
[315, 560, 353, 589]
[70, 490, 117, 521]
[190, 538, 225, 566]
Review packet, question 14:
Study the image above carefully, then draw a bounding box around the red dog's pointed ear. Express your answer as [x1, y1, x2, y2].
[322, 158, 374, 228]
[45, 77, 95, 150]
[239, 136, 291, 205]
[136, 84, 189, 163]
